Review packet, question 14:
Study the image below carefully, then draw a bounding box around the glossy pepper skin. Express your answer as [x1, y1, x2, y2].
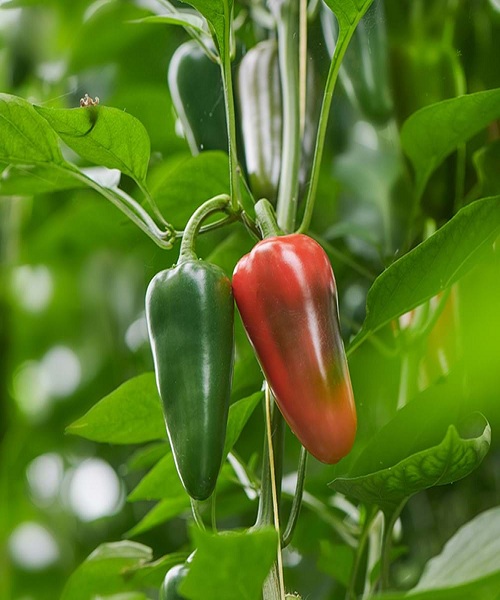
[160, 563, 188, 600]
[232, 234, 356, 464]
[168, 40, 228, 155]
[146, 260, 234, 500]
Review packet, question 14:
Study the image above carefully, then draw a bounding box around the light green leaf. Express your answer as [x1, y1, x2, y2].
[131, 13, 206, 34]
[125, 497, 191, 538]
[35, 104, 151, 184]
[179, 0, 232, 58]
[323, 0, 374, 29]
[95, 594, 147, 600]
[414, 506, 500, 592]
[330, 381, 491, 509]
[348, 197, 500, 353]
[378, 507, 500, 600]
[401, 88, 500, 195]
[61, 542, 152, 600]
[180, 528, 278, 600]
[126, 442, 169, 473]
[0, 94, 64, 165]
[66, 373, 166, 444]
[0, 163, 80, 195]
[125, 552, 190, 588]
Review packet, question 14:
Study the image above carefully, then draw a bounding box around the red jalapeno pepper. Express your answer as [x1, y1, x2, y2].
[232, 233, 357, 464]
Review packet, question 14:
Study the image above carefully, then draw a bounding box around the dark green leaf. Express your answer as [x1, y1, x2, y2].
[349, 197, 500, 353]
[61, 541, 152, 600]
[0, 94, 64, 165]
[330, 381, 491, 508]
[401, 89, 500, 194]
[180, 527, 277, 600]
[66, 373, 166, 444]
[35, 105, 151, 184]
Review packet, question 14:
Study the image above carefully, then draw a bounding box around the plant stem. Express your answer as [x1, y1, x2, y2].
[178, 194, 232, 262]
[65, 164, 176, 248]
[265, 384, 286, 599]
[380, 503, 406, 591]
[347, 507, 377, 600]
[255, 199, 284, 239]
[255, 387, 285, 600]
[221, 0, 240, 211]
[274, 0, 301, 232]
[298, 18, 362, 234]
[281, 446, 307, 548]
[190, 498, 206, 531]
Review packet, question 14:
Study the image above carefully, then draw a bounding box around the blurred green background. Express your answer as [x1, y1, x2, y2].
[1, 1, 500, 599]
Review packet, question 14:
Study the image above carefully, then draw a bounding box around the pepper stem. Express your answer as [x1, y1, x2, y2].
[178, 194, 232, 263]
[255, 199, 284, 239]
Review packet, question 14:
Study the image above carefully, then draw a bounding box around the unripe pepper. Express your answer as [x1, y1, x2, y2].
[168, 40, 228, 155]
[160, 563, 188, 600]
[146, 199, 234, 500]
[232, 232, 357, 464]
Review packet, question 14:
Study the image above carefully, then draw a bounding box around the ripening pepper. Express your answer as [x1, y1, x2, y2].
[232, 233, 357, 464]
[145, 250, 234, 500]
[160, 563, 188, 600]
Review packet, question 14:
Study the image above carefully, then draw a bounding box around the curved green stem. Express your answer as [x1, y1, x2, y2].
[274, 0, 301, 232]
[380, 502, 406, 590]
[298, 22, 360, 234]
[255, 199, 284, 239]
[178, 194, 232, 262]
[347, 506, 378, 600]
[281, 446, 307, 548]
[190, 498, 206, 531]
[65, 164, 176, 248]
[221, 1, 240, 211]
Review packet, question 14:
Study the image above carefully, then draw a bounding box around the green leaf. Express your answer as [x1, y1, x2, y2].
[179, 0, 232, 58]
[125, 552, 190, 588]
[378, 507, 500, 600]
[401, 88, 500, 194]
[0, 163, 80, 195]
[126, 442, 169, 473]
[128, 453, 185, 502]
[61, 541, 152, 600]
[66, 373, 166, 444]
[323, 0, 374, 29]
[329, 381, 491, 509]
[414, 506, 500, 592]
[349, 197, 500, 353]
[96, 594, 147, 600]
[223, 392, 262, 457]
[0, 94, 64, 165]
[150, 152, 230, 229]
[180, 527, 277, 600]
[131, 14, 206, 34]
[35, 104, 151, 184]
[125, 497, 191, 538]
[474, 140, 500, 198]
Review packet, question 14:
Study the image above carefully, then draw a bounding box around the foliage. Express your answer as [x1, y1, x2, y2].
[1, 0, 500, 599]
